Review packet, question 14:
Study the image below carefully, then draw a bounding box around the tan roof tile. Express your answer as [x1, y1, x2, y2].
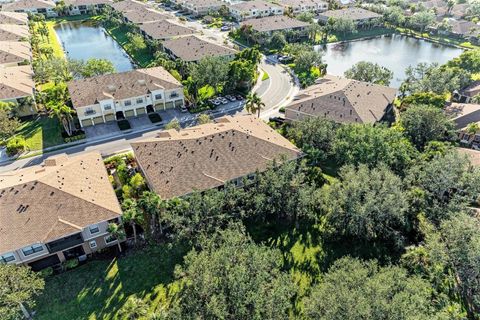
[1, 0, 55, 11]
[139, 20, 196, 40]
[230, 0, 283, 13]
[0, 65, 34, 100]
[67, 66, 182, 108]
[132, 115, 302, 199]
[162, 35, 237, 62]
[240, 15, 309, 33]
[110, 0, 148, 13]
[318, 8, 382, 21]
[0, 41, 32, 65]
[0, 12, 29, 25]
[0, 152, 122, 254]
[122, 7, 169, 24]
[286, 74, 397, 124]
[64, 0, 112, 6]
[0, 24, 30, 41]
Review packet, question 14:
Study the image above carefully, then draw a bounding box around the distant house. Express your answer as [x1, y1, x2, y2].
[285, 75, 397, 124]
[0, 65, 36, 116]
[453, 81, 480, 103]
[276, 0, 328, 14]
[177, 0, 225, 16]
[458, 148, 480, 166]
[109, 0, 147, 14]
[131, 115, 302, 199]
[120, 7, 169, 24]
[445, 102, 480, 148]
[239, 15, 310, 43]
[64, 0, 112, 15]
[0, 24, 30, 41]
[161, 35, 237, 62]
[67, 67, 184, 127]
[317, 8, 382, 26]
[229, 0, 284, 21]
[0, 152, 123, 271]
[1, 0, 58, 17]
[0, 41, 32, 67]
[138, 20, 196, 41]
[0, 11, 29, 25]
[438, 19, 480, 44]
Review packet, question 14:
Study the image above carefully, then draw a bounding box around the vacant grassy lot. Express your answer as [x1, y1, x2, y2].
[14, 117, 63, 151]
[36, 244, 187, 320]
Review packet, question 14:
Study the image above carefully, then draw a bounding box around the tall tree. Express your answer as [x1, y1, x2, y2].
[80, 58, 115, 78]
[189, 56, 230, 94]
[0, 264, 45, 320]
[344, 61, 394, 86]
[245, 92, 265, 118]
[0, 102, 20, 142]
[323, 164, 410, 247]
[303, 257, 440, 319]
[121, 199, 144, 245]
[400, 104, 454, 150]
[169, 226, 296, 320]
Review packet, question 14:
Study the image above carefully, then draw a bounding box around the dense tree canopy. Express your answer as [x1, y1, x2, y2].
[344, 61, 394, 86]
[323, 165, 410, 247]
[169, 226, 296, 320]
[0, 264, 45, 320]
[303, 257, 439, 320]
[400, 104, 454, 150]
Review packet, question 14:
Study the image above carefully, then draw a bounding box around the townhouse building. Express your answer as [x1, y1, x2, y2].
[0, 41, 32, 67]
[64, 0, 112, 15]
[67, 67, 184, 128]
[0, 152, 123, 271]
[0, 65, 36, 116]
[317, 8, 382, 26]
[161, 35, 237, 62]
[276, 0, 328, 14]
[0, 11, 29, 25]
[1, 0, 58, 17]
[229, 0, 284, 21]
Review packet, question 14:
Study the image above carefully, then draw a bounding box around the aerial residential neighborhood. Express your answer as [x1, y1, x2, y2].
[0, 0, 480, 318]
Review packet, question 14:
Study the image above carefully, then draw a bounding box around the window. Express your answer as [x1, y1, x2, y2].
[104, 104, 112, 110]
[154, 94, 162, 100]
[89, 225, 100, 234]
[85, 108, 96, 115]
[136, 98, 144, 104]
[0, 253, 15, 263]
[89, 240, 97, 249]
[104, 235, 117, 244]
[170, 92, 179, 98]
[22, 244, 43, 256]
[124, 100, 132, 106]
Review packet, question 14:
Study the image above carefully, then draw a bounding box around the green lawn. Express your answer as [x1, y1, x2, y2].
[104, 24, 155, 67]
[35, 244, 187, 320]
[14, 117, 63, 151]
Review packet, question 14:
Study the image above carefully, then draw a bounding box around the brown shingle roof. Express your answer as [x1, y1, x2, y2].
[445, 103, 480, 129]
[318, 8, 381, 21]
[286, 74, 397, 124]
[122, 7, 169, 24]
[230, 0, 283, 13]
[110, 0, 148, 13]
[0, 24, 30, 41]
[0, 41, 31, 65]
[64, 0, 112, 6]
[0, 12, 29, 25]
[0, 152, 122, 254]
[67, 66, 182, 108]
[1, 0, 55, 11]
[162, 35, 237, 62]
[0, 65, 34, 99]
[139, 20, 196, 40]
[240, 15, 309, 33]
[132, 115, 302, 199]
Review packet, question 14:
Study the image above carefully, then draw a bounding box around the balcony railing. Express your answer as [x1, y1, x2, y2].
[46, 233, 83, 253]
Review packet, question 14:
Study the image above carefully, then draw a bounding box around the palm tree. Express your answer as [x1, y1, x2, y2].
[138, 191, 165, 240]
[121, 199, 143, 246]
[107, 222, 125, 252]
[245, 92, 265, 118]
[47, 102, 75, 136]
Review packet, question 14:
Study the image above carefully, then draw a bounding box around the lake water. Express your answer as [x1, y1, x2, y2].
[54, 21, 134, 72]
[315, 34, 463, 88]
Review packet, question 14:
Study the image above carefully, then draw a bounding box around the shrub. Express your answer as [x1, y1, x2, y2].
[6, 137, 26, 156]
[64, 259, 79, 270]
[279, 107, 285, 113]
[39, 267, 53, 278]
[64, 134, 85, 143]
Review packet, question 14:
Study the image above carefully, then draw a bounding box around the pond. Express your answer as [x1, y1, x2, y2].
[54, 21, 135, 73]
[315, 34, 464, 88]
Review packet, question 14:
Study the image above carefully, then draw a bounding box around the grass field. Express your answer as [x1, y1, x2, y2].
[35, 244, 187, 320]
[14, 117, 63, 151]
